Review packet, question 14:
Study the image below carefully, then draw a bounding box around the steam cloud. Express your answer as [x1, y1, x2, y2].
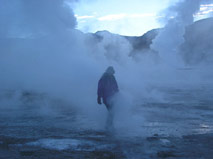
[151, 0, 213, 67]
[0, 0, 76, 37]
[0, 0, 213, 131]
[0, 0, 134, 119]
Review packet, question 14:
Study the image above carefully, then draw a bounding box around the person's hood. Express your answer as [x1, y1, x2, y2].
[105, 66, 115, 75]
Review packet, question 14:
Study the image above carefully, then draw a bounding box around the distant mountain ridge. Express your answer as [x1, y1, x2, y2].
[90, 17, 213, 64]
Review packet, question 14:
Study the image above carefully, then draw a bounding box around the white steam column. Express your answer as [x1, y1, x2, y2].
[151, 0, 203, 68]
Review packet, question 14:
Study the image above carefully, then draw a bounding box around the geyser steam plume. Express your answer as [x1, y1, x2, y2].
[0, 0, 76, 37]
[0, 0, 95, 107]
[151, 0, 213, 67]
[0, 0, 213, 132]
[0, 0, 134, 119]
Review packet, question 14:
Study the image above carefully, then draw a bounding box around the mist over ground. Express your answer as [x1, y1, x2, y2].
[0, 0, 213, 136]
[1, 0, 213, 158]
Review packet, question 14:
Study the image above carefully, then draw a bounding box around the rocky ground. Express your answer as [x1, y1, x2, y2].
[0, 86, 213, 159]
[0, 132, 213, 159]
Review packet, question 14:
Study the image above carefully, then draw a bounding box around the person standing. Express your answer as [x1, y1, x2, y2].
[97, 66, 119, 128]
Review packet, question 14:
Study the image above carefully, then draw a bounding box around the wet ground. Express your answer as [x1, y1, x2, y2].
[0, 84, 213, 159]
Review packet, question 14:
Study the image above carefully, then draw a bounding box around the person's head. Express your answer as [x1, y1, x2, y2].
[105, 66, 115, 75]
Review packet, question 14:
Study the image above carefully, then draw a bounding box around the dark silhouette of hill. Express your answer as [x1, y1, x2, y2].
[181, 17, 213, 64]
[90, 17, 213, 64]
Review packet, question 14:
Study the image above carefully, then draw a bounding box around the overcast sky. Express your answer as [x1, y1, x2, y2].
[73, 0, 213, 36]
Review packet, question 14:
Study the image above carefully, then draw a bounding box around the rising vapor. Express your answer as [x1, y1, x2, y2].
[151, 0, 213, 67]
[0, 0, 213, 131]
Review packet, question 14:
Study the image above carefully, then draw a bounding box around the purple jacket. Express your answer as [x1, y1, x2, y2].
[97, 73, 119, 101]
